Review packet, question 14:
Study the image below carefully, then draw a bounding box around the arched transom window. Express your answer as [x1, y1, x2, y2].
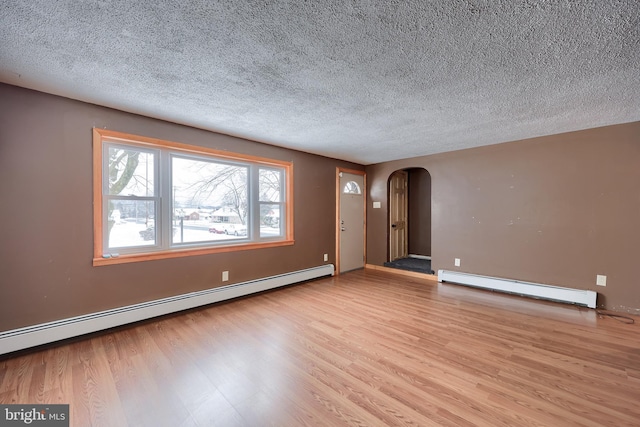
[343, 181, 362, 194]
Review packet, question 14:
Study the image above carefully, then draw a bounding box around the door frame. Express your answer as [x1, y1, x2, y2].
[335, 167, 367, 275]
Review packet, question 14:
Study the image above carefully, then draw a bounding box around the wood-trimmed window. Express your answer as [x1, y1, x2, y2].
[93, 129, 294, 266]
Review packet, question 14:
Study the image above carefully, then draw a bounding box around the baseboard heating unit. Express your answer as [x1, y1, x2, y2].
[0, 264, 334, 356]
[438, 270, 597, 309]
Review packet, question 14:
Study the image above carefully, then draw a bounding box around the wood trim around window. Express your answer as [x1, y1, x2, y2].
[92, 128, 294, 266]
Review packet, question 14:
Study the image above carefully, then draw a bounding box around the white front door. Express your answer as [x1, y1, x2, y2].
[338, 170, 365, 273]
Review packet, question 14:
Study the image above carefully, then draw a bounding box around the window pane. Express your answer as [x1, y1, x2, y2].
[343, 181, 361, 194]
[259, 168, 282, 202]
[107, 146, 155, 196]
[107, 200, 156, 248]
[172, 156, 248, 244]
[260, 204, 282, 237]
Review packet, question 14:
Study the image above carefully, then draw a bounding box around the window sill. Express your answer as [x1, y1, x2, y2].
[93, 239, 294, 266]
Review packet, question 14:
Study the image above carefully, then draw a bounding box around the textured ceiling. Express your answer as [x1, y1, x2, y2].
[1, 1, 639, 164]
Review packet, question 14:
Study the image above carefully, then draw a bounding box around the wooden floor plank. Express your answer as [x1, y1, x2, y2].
[1, 269, 639, 426]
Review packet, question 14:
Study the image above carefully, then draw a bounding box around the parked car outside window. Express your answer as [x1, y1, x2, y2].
[223, 224, 247, 236]
[208, 225, 225, 234]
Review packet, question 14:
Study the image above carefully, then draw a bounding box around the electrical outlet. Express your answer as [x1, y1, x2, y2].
[454, 258, 461, 267]
[596, 275, 607, 287]
[222, 271, 229, 282]
[324, 253, 328, 262]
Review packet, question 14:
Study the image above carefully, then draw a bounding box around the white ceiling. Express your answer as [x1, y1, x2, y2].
[1, 1, 639, 165]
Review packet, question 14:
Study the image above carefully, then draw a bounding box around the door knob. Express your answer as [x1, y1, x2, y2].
[391, 224, 397, 228]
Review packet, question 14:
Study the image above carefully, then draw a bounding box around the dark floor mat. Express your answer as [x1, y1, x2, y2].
[384, 257, 434, 274]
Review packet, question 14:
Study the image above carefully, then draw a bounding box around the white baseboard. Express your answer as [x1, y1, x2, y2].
[438, 270, 597, 308]
[409, 254, 431, 260]
[0, 264, 334, 355]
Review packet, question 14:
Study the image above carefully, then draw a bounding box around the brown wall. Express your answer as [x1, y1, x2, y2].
[367, 122, 640, 313]
[0, 84, 363, 332]
[407, 168, 431, 256]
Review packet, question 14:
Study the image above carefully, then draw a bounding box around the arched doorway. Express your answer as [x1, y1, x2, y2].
[385, 167, 433, 274]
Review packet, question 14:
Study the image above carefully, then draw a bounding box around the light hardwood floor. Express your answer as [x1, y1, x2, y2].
[1, 269, 639, 426]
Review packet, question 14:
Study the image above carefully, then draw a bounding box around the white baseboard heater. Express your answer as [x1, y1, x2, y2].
[438, 270, 597, 309]
[0, 264, 334, 356]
